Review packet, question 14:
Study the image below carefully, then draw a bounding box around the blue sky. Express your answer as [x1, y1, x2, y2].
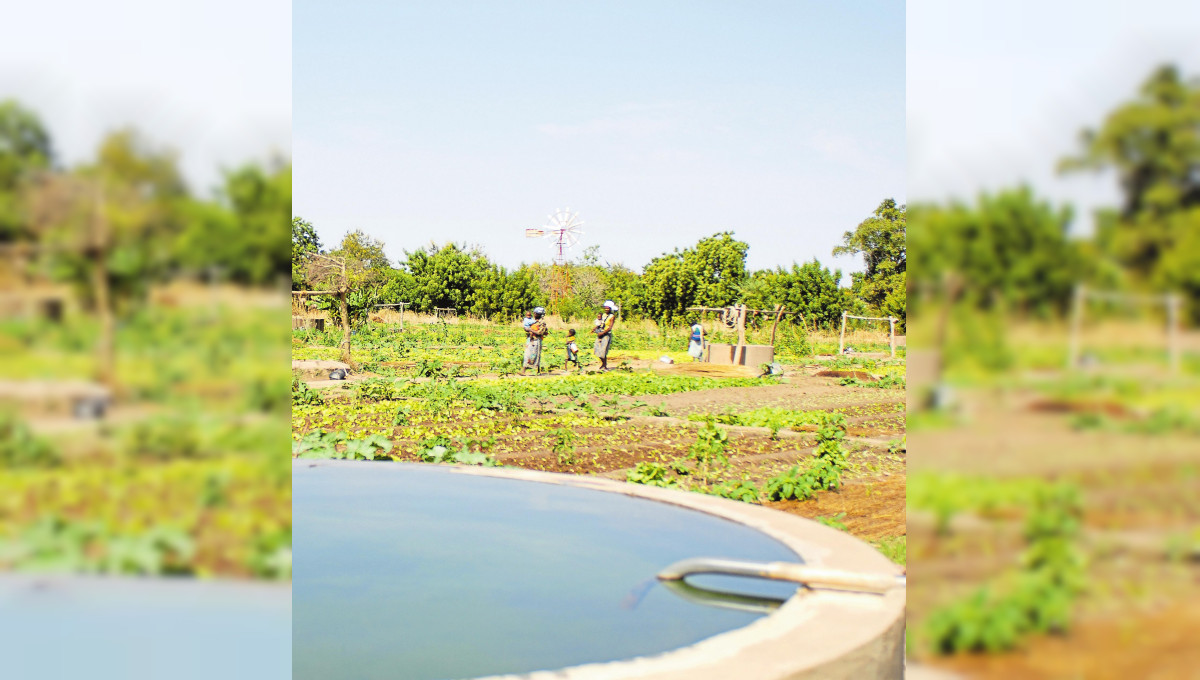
[294, 1, 905, 277]
[908, 0, 1200, 236]
[0, 0, 290, 197]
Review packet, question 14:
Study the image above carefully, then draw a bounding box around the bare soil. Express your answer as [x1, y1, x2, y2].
[935, 599, 1200, 680]
[909, 384, 1200, 677]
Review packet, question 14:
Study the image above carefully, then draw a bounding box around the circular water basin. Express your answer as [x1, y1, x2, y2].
[294, 461, 903, 679]
[0, 575, 290, 679]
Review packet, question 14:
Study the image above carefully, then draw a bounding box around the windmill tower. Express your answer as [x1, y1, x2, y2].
[524, 208, 584, 306]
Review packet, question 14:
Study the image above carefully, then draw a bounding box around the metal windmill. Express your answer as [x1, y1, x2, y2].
[525, 207, 585, 265]
[524, 207, 585, 305]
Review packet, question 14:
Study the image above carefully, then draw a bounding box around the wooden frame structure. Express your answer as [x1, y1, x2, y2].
[1067, 285, 1183, 373]
[0, 188, 115, 388]
[292, 288, 351, 365]
[839, 311, 898, 359]
[373, 302, 410, 330]
[687, 304, 800, 363]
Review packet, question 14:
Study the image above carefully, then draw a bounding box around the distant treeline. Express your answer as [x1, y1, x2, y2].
[292, 199, 906, 330]
[909, 65, 1200, 323]
[1, 99, 290, 314]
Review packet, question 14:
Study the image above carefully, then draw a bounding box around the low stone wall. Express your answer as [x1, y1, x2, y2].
[706, 343, 774, 367]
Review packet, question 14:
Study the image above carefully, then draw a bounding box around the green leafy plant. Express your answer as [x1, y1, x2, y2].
[924, 484, 1085, 655]
[414, 357, 445, 378]
[292, 430, 347, 458]
[689, 418, 730, 473]
[626, 461, 677, 488]
[763, 457, 842, 501]
[0, 410, 61, 468]
[552, 427, 579, 466]
[353, 378, 401, 401]
[292, 430, 392, 460]
[291, 377, 324, 405]
[763, 412, 848, 501]
[122, 416, 202, 461]
[873, 536, 906, 565]
[392, 405, 411, 426]
[0, 516, 195, 576]
[341, 435, 395, 460]
[247, 528, 292, 580]
[816, 512, 848, 531]
[417, 443, 499, 466]
[707, 478, 761, 503]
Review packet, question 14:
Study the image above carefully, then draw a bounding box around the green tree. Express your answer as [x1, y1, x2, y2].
[642, 232, 749, 322]
[175, 161, 291, 285]
[908, 188, 1085, 317]
[399, 242, 488, 312]
[602, 263, 645, 319]
[291, 216, 320, 288]
[221, 161, 291, 284]
[330, 229, 391, 287]
[0, 100, 53, 241]
[834, 198, 906, 321]
[31, 129, 190, 315]
[469, 263, 541, 320]
[1060, 64, 1200, 318]
[740, 260, 848, 328]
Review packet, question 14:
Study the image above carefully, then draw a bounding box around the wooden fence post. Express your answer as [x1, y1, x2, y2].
[888, 317, 896, 359]
[770, 304, 784, 346]
[1067, 284, 1084, 370]
[735, 304, 747, 365]
[838, 311, 847, 355]
[339, 288, 352, 366]
[1167, 293, 1181, 374]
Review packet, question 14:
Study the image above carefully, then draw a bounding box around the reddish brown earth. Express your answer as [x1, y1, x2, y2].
[909, 386, 1200, 678]
[936, 600, 1200, 680]
[764, 475, 906, 542]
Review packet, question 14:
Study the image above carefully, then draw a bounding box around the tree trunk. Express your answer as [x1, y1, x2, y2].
[339, 288, 352, 367]
[93, 247, 115, 389]
[770, 304, 784, 346]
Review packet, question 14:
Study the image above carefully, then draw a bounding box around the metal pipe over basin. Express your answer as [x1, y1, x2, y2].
[657, 557, 905, 594]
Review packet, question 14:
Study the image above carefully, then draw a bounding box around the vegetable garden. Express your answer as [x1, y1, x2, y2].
[0, 290, 292, 580]
[292, 317, 907, 563]
[905, 314, 1200, 677]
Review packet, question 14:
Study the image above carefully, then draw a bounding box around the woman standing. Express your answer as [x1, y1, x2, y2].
[687, 318, 705, 361]
[521, 307, 548, 376]
[593, 301, 617, 371]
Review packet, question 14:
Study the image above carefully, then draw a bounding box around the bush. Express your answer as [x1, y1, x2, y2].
[0, 411, 61, 468]
[291, 377, 323, 406]
[122, 416, 202, 461]
[764, 412, 848, 501]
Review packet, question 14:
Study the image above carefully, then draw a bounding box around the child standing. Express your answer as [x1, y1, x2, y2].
[565, 329, 580, 370]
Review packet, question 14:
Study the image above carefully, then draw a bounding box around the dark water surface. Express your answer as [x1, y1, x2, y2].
[293, 462, 802, 680]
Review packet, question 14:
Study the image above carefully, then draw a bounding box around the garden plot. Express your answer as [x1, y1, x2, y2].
[906, 376, 1200, 676]
[1, 294, 292, 580]
[291, 326, 907, 564]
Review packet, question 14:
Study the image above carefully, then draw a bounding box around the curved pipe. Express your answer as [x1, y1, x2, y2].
[657, 557, 905, 594]
[658, 579, 787, 615]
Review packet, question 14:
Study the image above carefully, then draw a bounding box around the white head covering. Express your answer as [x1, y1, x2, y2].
[603, 300, 617, 311]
